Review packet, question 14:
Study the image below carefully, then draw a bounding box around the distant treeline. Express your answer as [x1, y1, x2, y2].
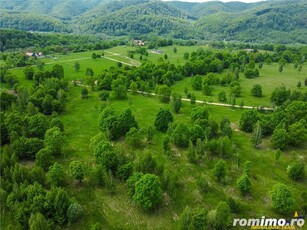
[0, 29, 125, 52]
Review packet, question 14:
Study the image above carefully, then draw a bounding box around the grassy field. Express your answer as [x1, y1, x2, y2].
[60, 87, 306, 229]
[172, 63, 307, 107]
[1, 45, 306, 229]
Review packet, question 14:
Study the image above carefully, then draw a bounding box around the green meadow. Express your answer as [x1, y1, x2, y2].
[1, 45, 306, 229]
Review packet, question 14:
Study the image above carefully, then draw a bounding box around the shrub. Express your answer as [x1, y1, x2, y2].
[237, 173, 252, 195]
[270, 183, 295, 214]
[287, 160, 305, 180]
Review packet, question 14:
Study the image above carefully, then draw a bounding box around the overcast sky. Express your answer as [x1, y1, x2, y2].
[162, 0, 265, 3]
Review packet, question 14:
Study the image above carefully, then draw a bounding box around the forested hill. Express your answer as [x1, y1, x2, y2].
[0, 0, 306, 44]
[166, 1, 262, 18]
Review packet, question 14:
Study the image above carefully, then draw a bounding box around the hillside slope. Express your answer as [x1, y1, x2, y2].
[0, 0, 306, 44]
[75, 0, 196, 38]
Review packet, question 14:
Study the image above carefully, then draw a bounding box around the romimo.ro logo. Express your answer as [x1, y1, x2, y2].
[233, 212, 305, 229]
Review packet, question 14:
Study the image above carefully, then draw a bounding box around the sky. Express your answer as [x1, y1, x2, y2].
[162, 0, 265, 3]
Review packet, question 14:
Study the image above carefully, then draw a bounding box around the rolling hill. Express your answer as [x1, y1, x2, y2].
[0, 0, 306, 44]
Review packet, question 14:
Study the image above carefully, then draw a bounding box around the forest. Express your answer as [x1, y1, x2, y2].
[0, 29, 306, 229]
[0, 0, 306, 44]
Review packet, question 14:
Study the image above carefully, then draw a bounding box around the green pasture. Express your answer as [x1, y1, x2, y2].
[60, 86, 306, 229]
[1, 45, 307, 229]
[172, 63, 307, 107]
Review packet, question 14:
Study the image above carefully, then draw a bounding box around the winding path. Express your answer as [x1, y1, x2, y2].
[131, 90, 274, 111]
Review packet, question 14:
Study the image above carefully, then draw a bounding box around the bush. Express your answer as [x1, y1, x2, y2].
[270, 183, 295, 214]
[36, 148, 53, 171]
[208, 202, 231, 230]
[92, 164, 105, 187]
[288, 119, 307, 146]
[226, 197, 239, 213]
[99, 91, 110, 101]
[172, 93, 182, 113]
[239, 110, 259, 133]
[48, 162, 66, 186]
[271, 128, 289, 150]
[67, 203, 83, 223]
[244, 68, 259, 78]
[212, 160, 226, 182]
[69, 161, 84, 182]
[230, 81, 241, 97]
[251, 84, 262, 97]
[197, 175, 209, 193]
[179, 206, 207, 230]
[287, 160, 305, 180]
[126, 127, 143, 148]
[158, 85, 171, 103]
[237, 173, 252, 195]
[117, 163, 133, 180]
[203, 83, 213, 96]
[127, 172, 143, 197]
[190, 107, 209, 122]
[171, 122, 191, 148]
[218, 90, 227, 102]
[133, 174, 163, 211]
[191, 75, 202, 90]
[81, 87, 88, 99]
[154, 108, 173, 132]
[270, 86, 290, 106]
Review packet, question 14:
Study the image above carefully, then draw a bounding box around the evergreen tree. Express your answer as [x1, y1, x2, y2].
[154, 108, 173, 132]
[237, 173, 252, 195]
[252, 121, 262, 148]
[212, 160, 226, 182]
[172, 93, 182, 113]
